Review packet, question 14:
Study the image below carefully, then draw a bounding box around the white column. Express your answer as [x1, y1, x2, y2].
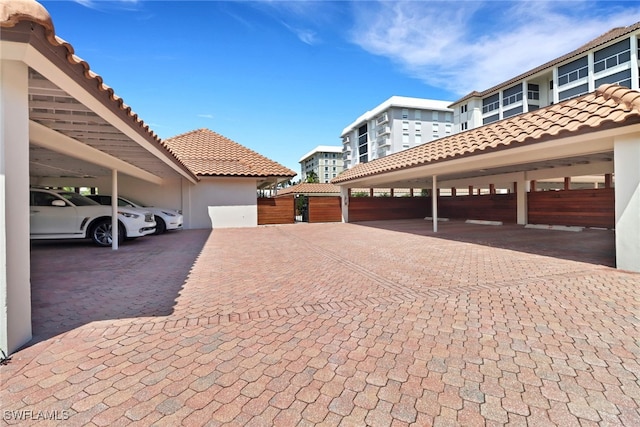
[112, 169, 118, 250]
[0, 60, 32, 354]
[432, 175, 438, 233]
[340, 186, 349, 223]
[630, 36, 639, 91]
[614, 135, 640, 272]
[587, 52, 595, 92]
[516, 172, 528, 225]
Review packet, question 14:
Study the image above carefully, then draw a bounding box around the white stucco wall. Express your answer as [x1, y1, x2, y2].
[614, 134, 640, 273]
[92, 174, 184, 213]
[182, 177, 258, 229]
[1, 60, 32, 354]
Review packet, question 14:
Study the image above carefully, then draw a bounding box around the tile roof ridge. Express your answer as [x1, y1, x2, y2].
[0, 0, 51, 31]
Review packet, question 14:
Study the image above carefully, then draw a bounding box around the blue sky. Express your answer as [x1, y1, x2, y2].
[41, 0, 640, 175]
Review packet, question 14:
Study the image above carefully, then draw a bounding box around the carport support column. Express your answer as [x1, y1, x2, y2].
[112, 170, 118, 250]
[516, 173, 528, 225]
[432, 175, 438, 233]
[614, 135, 640, 272]
[0, 60, 32, 354]
[340, 186, 349, 223]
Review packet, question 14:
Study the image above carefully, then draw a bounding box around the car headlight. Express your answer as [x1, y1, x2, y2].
[119, 211, 139, 219]
[161, 211, 176, 217]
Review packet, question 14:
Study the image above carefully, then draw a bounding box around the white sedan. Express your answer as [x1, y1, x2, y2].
[30, 188, 156, 247]
[87, 195, 183, 234]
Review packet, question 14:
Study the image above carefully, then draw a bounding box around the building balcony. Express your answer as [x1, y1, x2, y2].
[376, 113, 389, 125]
[377, 126, 390, 136]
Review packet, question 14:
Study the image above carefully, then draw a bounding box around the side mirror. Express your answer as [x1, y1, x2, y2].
[51, 200, 66, 207]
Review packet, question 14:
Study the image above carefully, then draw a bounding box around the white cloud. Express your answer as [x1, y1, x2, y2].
[350, 0, 640, 96]
[197, 114, 214, 119]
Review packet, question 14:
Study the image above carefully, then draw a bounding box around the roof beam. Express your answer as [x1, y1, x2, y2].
[29, 120, 163, 185]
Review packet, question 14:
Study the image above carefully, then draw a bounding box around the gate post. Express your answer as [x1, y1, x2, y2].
[340, 187, 349, 223]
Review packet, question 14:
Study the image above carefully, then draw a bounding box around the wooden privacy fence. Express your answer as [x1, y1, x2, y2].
[438, 193, 517, 223]
[257, 196, 294, 225]
[527, 188, 614, 228]
[349, 197, 430, 222]
[308, 196, 342, 223]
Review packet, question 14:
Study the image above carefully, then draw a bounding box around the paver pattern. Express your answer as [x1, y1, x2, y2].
[1, 220, 639, 426]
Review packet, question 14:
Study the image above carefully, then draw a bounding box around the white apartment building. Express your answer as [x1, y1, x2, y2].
[299, 146, 344, 183]
[341, 96, 454, 169]
[451, 22, 640, 132]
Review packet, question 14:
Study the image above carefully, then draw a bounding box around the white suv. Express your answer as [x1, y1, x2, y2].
[30, 188, 156, 247]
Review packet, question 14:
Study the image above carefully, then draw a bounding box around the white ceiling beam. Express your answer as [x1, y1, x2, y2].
[29, 120, 163, 185]
[20, 43, 197, 184]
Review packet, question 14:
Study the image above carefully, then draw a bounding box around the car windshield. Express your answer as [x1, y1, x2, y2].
[121, 197, 145, 207]
[58, 192, 100, 206]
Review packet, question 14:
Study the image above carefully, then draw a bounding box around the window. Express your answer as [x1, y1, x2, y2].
[503, 84, 523, 107]
[415, 134, 422, 145]
[445, 124, 452, 134]
[461, 122, 468, 131]
[332, 160, 336, 165]
[445, 113, 452, 123]
[415, 122, 422, 132]
[460, 104, 467, 114]
[402, 121, 409, 131]
[432, 123, 439, 133]
[358, 123, 368, 163]
[402, 108, 408, 119]
[432, 111, 439, 121]
[482, 94, 500, 114]
[558, 56, 588, 86]
[595, 69, 632, 88]
[414, 110, 421, 120]
[527, 83, 540, 100]
[594, 39, 631, 73]
[402, 144, 410, 149]
[402, 133, 409, 144]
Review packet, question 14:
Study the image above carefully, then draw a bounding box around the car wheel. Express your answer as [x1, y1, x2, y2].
[90, 219, 124, 247]
[153, 216, 166, 235]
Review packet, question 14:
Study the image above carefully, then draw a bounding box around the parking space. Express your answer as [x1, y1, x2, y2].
[1, 221, 639, 425]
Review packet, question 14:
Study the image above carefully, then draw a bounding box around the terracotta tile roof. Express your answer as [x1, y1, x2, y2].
[333, 84, 640, 184]
[452, 21, 640, 104]
[1, 0, 197, 181]
[277, 183, 341, 196]
[164, 129, 296, 178]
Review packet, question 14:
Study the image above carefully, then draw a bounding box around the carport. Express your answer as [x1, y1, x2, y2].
[333, 84, 640, 274]
[1, 1, 198, 355]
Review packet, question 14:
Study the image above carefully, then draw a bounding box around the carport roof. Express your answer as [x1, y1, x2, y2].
[332, 84, 640, 185]
[164, 128, 297, 178]
[1, 0, 199, 183]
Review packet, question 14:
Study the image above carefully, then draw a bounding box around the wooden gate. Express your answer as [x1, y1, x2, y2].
[308, 196, 342, 223]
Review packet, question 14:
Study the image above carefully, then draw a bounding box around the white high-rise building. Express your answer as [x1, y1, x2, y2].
[449, 22, 640, 132]
[340, 96, 454, 169]
[299, 146, 344, 183]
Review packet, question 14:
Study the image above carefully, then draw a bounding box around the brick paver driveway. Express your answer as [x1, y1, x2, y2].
[2, 220, 639, 426]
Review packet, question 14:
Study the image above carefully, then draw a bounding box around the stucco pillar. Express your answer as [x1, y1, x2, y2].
[0, 60, 32, 354]
[516, 173, 528, 225]
[340, 186, 349, 223]
[614, 135, 640, 272]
